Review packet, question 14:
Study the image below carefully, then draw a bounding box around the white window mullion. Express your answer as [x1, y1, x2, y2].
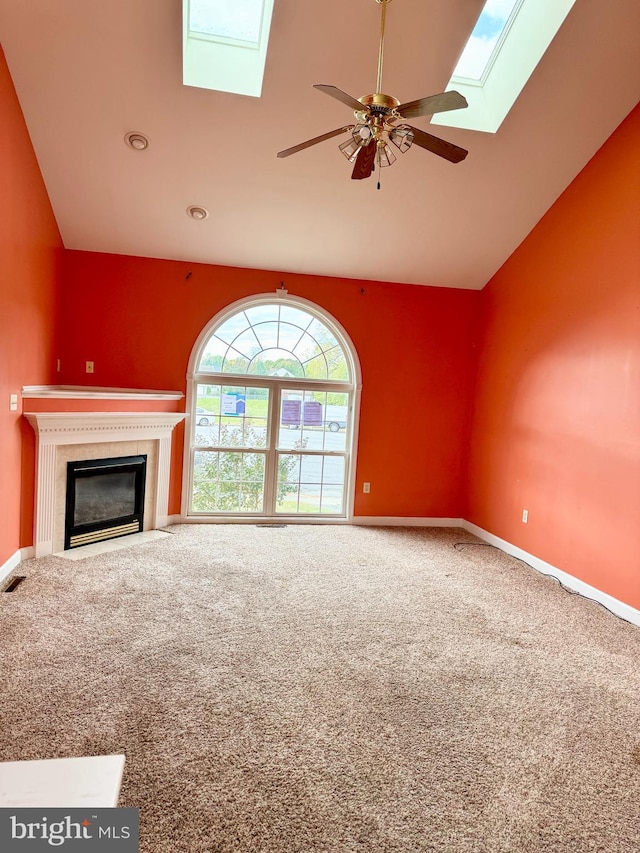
[262, 382, 281, 515]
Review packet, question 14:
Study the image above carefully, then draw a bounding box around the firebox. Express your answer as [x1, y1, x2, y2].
[64, 455, 147, 549]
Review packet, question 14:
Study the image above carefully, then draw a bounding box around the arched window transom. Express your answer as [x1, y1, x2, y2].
[198, 304, 350, 381]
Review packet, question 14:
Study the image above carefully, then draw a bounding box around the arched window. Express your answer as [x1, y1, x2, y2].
[197, 302, 351, 381]
[184, 296, 360, 520]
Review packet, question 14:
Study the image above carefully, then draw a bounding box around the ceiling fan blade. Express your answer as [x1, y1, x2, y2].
[396, 90, 468, 119]
[406, 125, 468, 164]
[313, 84, 364, 112]
[351, 141, 377, 180]
[277, 125, 355, 158]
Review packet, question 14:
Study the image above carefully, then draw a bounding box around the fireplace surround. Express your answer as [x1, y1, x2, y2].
[25, 411, 186, 556]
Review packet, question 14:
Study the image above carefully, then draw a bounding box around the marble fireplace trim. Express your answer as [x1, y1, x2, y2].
[25, 413, 186, 557]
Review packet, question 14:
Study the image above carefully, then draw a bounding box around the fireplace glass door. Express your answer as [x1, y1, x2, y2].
[65, 455, 147, 549]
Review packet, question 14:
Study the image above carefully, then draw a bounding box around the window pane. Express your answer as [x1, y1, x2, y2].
[292, 332, 318, 363]
[244, 304, 279, 324]
[323, 456, 345, 485]
[279, 305, 314, 327]
[326, 346, 349, 381]
[195, 385, 268, 449]
[199, 336, 228, 372]
[248, 348, 303, 378]
[307, 318, 339, 353]
[224, 386, 267, 448]
[298, 484, 321, 514]
[278, 390, 348, 452]
[252, 321, 279, 350]
[276, 484, 299, 514]
[195, 384, 220, 446]
[320, 485, 344, 514]
[214, 314, 250, 344]
[192, 450, 266, 513]
[277, 322, 306, 352]
[276, 453, 345, 515]
[303, 354, 328, 380]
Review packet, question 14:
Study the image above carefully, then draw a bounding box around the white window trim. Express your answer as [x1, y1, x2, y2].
[451, 0, 524, 84]
[433, 0, 577, 134]
[188, 0, 265, 48]
[182, 294, 362, 522]
[183, 0, 275, 97]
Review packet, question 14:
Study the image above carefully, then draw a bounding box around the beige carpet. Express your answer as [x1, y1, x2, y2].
[1, 524, 639, 852]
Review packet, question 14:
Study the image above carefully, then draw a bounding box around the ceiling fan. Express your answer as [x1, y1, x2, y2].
[277, 0, 469, 182]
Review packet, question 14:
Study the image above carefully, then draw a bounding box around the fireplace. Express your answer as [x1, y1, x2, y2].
[24, 410, 186, 557]
[65, 455, 147, 549]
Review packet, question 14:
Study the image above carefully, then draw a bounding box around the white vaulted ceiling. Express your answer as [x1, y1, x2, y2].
[1, 0, 639, 290]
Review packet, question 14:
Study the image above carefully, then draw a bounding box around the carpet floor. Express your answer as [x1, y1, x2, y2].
[1, 524, 639, 852]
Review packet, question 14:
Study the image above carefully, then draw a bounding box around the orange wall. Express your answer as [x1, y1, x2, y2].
[59, 252, 479, 518]
[466, 105, 640, 610]
[0, 46, 63, 564]
[6, 37, 636, 612]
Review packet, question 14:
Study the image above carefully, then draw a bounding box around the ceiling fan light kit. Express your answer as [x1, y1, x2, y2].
[277, 0, 469, 184]
[389, 126, 414, 154]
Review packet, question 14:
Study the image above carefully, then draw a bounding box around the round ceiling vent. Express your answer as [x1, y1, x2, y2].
[124, 132, 150, 151]
[187, 206, 209, 220]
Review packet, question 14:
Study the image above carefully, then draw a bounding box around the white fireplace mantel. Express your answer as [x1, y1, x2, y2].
[25, 412, 186, 444]
[25, 412, 186, 557]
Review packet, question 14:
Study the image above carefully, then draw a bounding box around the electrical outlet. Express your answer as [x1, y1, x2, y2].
[85, 361, 94, 374]
[522, 509, 528, 523]
[56, 358, 61, 372]
[9, 393, 18, 412]
[363, 482, 371, 493]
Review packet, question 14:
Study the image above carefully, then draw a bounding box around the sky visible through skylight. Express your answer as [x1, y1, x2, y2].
[453, 0, 521, 80]
[189, 0, 264, 43]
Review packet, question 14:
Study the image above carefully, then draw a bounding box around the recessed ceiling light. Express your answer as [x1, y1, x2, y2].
[124, 132, 150, 151]
[187, 206, 209, 220]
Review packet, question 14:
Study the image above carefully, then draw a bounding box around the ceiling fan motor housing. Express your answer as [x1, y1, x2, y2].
[358, 93, 399, 115]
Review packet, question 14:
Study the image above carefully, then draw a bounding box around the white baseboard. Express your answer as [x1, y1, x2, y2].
[461, 521, 640, 628]
[0, 549, 25, 585]
[353, 516, 465, 527]
[166, 515, 183, 526]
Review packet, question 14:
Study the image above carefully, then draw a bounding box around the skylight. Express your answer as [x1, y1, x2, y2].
[189, 0, 264, 46]
[433, 0, 577, 134]
[183, 0, 275, 98]
[452, 0, 521, 81]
